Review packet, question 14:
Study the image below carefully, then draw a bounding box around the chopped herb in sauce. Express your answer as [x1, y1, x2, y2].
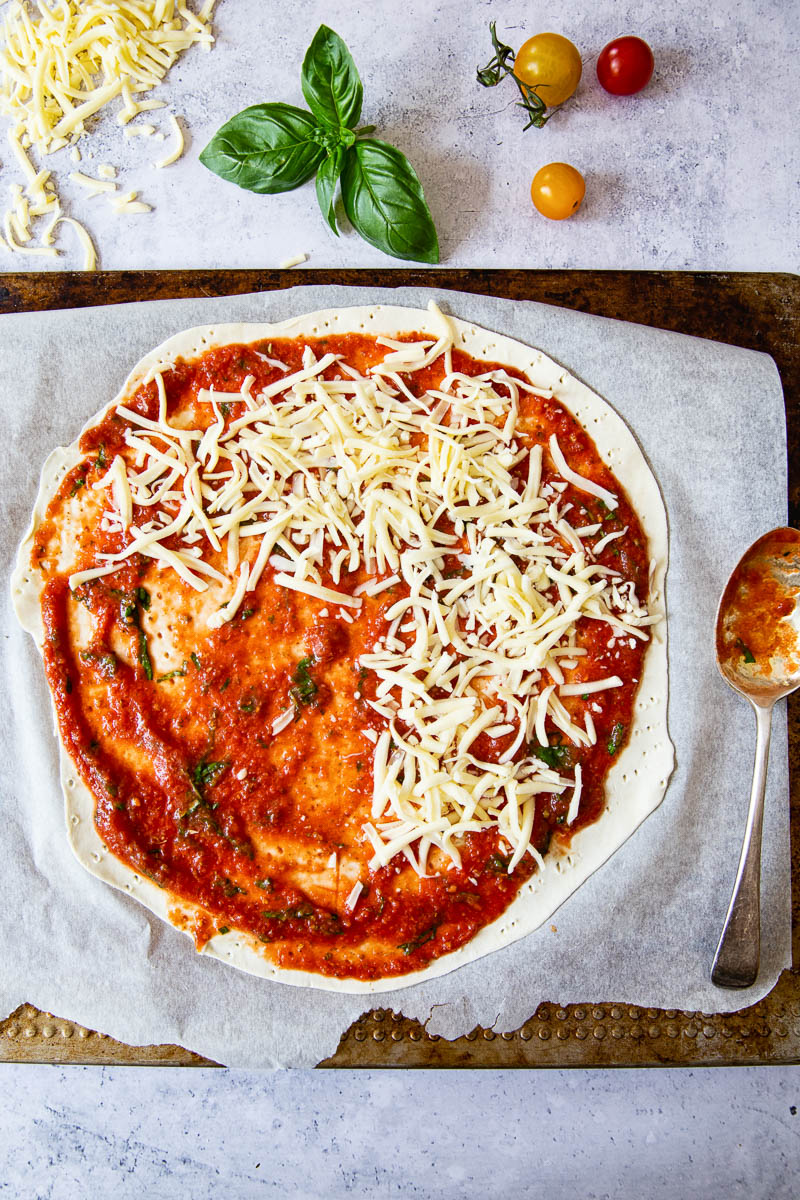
[80, 649, 117, 677]
[254, 877, 274, 891]
[114, 588, 153, 679]
[157, 662, 188, 682]
[94, 445, 107, 469]
[735, 637, 756, 664]
[290, 656, 318, 707]
[262, 904, 314, 921]
[485, 852, 511, 875]
[69, 477, 85, 497]
[398, 922, 439, 955]
[191, 757, 229, 794]
[530, 742, 572, 769]
[183, 757, 229, 816]
[137, 631, 153, 680]
[607, 722, 626, 756]
[214, 875, 246, 897]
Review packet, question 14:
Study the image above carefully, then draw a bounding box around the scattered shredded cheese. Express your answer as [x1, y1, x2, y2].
[279, 252, 308, 269]
[52, 214, 96, 269]
[154, 112, 183, 167]
[0, 0, 216, 266]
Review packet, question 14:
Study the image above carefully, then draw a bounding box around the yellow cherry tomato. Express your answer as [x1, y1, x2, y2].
[531, 163, 585, 220]
[514, 33, 582, 107]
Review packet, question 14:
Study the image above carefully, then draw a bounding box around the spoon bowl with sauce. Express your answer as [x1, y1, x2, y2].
[712, 527, 800, 988]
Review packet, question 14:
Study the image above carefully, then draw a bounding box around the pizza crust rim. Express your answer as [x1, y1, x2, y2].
[12, 303, 674, 994]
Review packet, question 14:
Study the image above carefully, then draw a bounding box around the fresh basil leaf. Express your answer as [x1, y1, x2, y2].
[341, 138, 439, 263]
[199, 103, 326, 194]
[301, 25, 363, 131]
[316, 145, 345, 234]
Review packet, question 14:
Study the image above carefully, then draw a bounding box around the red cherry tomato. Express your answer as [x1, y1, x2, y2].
[596, 36, 654, 95]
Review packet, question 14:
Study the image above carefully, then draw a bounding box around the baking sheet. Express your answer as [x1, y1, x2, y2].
[0, 284, 791, 1068]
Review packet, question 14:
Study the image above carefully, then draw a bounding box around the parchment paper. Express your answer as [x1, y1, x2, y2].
[0, 285, 790, 1068]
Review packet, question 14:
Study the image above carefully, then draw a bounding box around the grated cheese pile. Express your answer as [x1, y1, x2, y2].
[70, 304, 658, 878]
[0, 0, 215, 266]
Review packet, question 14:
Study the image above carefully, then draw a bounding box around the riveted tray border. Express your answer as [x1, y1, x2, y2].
[2, 269, 797, 1068]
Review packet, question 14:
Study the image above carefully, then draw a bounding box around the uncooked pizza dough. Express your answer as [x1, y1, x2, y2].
[12, 304, 673, 993]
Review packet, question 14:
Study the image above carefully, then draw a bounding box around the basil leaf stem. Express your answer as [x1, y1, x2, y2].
[316, 144, 345, 234]
[301, 24, 363, 131]
[341, 138, 439, 263]
[199, 103, 326, 194]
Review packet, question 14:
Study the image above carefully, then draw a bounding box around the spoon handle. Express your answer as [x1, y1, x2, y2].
[711, 701, 773, 988]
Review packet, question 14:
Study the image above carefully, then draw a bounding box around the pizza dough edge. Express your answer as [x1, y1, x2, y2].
[11, 303, 674, 995]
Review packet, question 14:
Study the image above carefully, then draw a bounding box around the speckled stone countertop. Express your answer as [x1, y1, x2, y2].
[0, 1063, 798, 1197]
[1, 0, 798, 1195]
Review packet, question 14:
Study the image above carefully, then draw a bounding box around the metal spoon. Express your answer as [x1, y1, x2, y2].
[712, 526, 800, 988]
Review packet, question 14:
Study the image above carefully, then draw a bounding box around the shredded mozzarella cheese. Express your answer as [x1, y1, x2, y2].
[73, 303, 654, 878]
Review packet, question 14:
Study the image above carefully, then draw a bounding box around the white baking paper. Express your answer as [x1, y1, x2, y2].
[0, 285, 790, 1067]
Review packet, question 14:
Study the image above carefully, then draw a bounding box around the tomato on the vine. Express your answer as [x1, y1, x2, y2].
[596, 36, 654, 95]
[530, 163, 585, 220]
[514, 32, 582, 107]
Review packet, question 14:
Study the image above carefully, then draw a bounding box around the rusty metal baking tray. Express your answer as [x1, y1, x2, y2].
[2, 269, 797, 1067]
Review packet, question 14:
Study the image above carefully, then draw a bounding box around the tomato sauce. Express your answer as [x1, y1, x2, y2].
[716, 528, 800, 684]
[33, 332, 651, 980]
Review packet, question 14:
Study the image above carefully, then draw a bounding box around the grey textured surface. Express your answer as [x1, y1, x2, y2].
[0, 0, 797, 271]
[0, 1063, 798, 1199]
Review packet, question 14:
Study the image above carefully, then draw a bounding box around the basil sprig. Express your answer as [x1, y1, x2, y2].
[199, 25, 438, 264]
